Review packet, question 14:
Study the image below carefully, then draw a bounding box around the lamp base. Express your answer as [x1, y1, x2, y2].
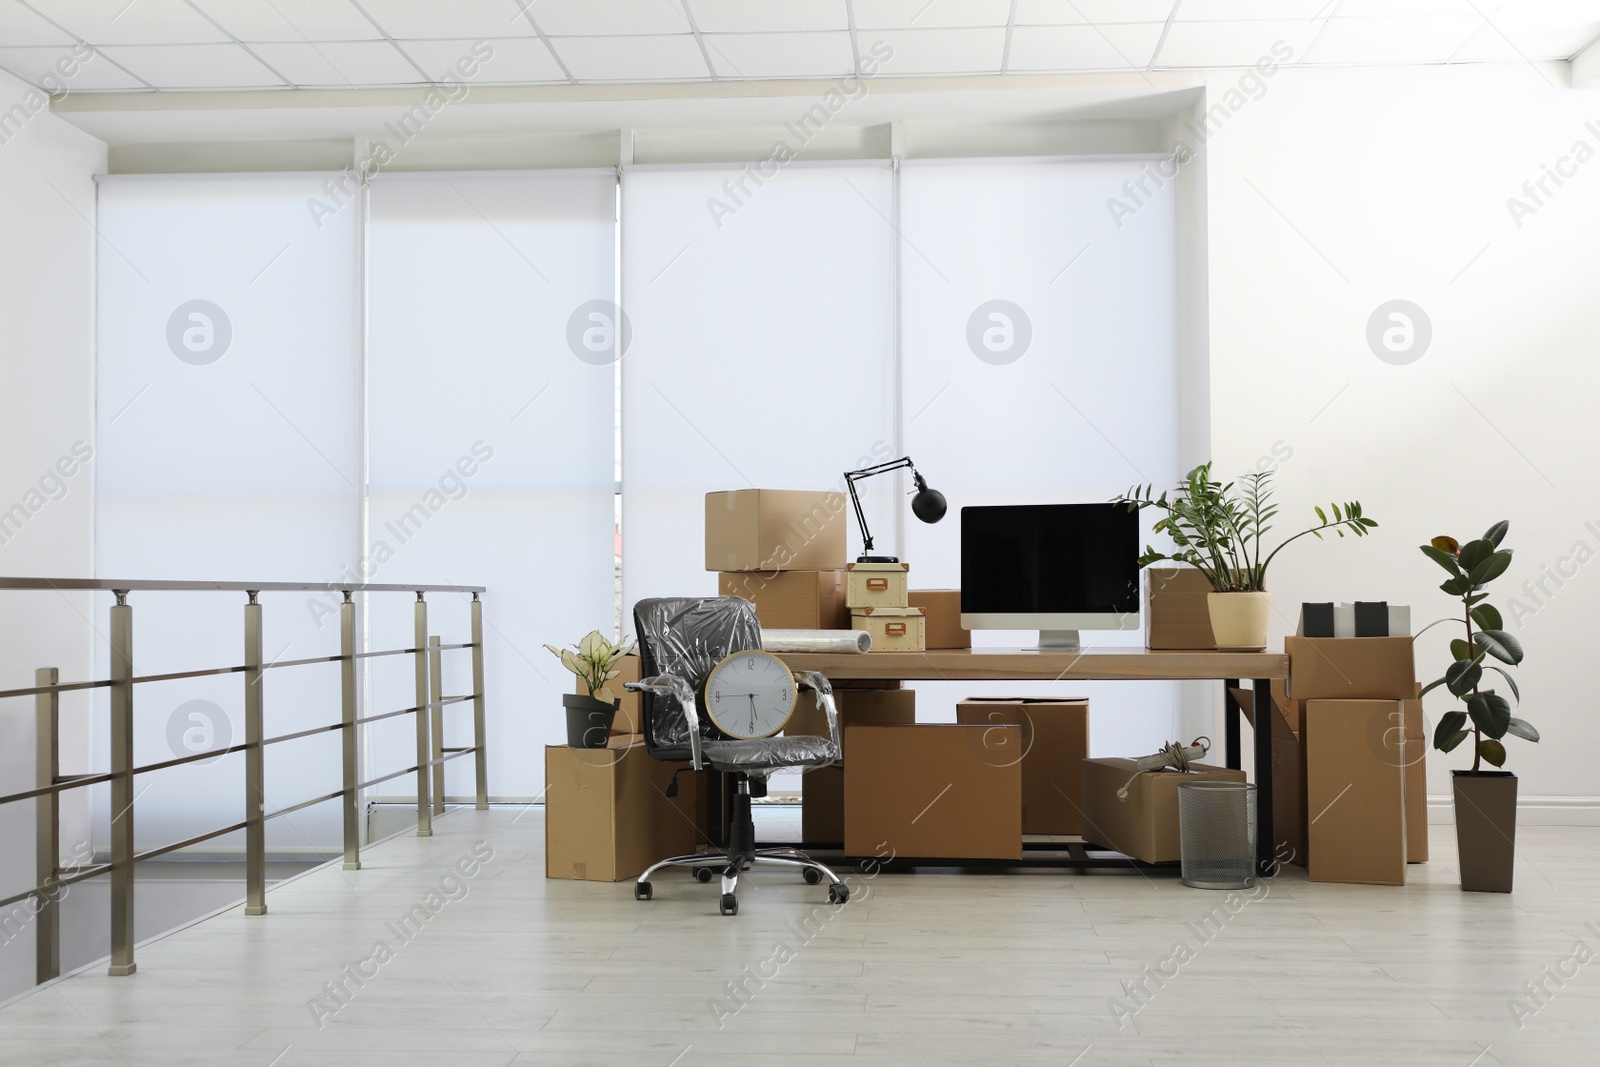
[854, 554, 901, 563]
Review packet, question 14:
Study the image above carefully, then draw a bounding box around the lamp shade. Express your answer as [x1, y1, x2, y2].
[911, 485, 947, 524]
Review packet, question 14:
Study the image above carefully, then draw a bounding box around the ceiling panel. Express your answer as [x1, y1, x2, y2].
[1008, 23, 1165, 71]
[1015, 0, 1176, 24]
[688, 0, 849, 33]
[867, 27, 1006, 73]
[1156, 18, 1325, 66]
[702, 31, 855, 79]
[1451, 19, 1600, 60]
[352, 0, 528, 40]
[249, 41, 422, 86]
[24, 0, 230, 45]
[1176, 0, 1335, 19]
[1303, 15, 1482, 64]
[852, 0, 1012, 30]
[189, 0, 384, 41]
[550, 34, 709, 80]
[95, 43, 288, 87]
[0, 45, 147, 89]
[1336, 0, 1476, 14]
[400, 36, 568, 83]
[0, 3, 75, 46]
[531, 0, 692, 36]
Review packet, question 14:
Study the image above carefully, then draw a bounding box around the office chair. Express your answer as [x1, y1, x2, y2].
[626, 596, 849, 915]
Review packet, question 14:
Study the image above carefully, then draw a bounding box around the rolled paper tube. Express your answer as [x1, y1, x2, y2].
[759, 629, 872, 654]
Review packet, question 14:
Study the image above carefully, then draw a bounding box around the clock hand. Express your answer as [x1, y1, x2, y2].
[748, 694, 756, 734]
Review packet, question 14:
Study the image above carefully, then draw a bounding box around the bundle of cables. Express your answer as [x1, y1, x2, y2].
[1115, 736, 1213, 801]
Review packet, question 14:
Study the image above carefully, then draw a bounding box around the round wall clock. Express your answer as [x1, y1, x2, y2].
[703, 649, 798, 739]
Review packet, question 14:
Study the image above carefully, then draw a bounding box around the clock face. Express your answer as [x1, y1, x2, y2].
[704, 650, 797, 740]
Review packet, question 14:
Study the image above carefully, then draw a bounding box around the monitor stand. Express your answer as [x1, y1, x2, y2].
[1032, 630, 1081, 651]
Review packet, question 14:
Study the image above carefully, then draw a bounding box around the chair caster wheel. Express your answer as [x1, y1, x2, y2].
[803, 867, 823, 885]
[694, 866, 714, 883]
[634, 881, 652, 901]
[828, 883, 849, 904]
[719, 893, 738, 916]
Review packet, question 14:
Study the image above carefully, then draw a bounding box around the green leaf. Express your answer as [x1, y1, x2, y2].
[1467, 691, 1512, 739]
[1441, 577, 1474, 597]
[1458, 538, 1494, 573]
[1421, 544, 1464, 576]
[1450, 638, 1472, 662]
[1439, 729, 1471, 753]
[1433, 710, 1467, 750]
[1432, 535, 1461, 555]
[1478, 739, 1507, 768]
[1483, 520, 1509, 547]
[1445, 659, 1482, 697]
[1465, 593, 1489, 606]
[1314, 505, 1327, 524]
[1419, 677, 1449, 698]
[1483, 665, 1520, 702]
[1504, 717, 1540, 743]
[1467, 550, 1512, 586]
[1474, 629, 1524, 665]
[1470, 604, 1503, 630]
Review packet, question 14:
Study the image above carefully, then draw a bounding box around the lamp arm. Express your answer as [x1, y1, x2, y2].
[843, 456, 920, 554]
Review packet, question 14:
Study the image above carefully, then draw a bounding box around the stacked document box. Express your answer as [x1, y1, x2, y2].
[847, 562, 924, 652]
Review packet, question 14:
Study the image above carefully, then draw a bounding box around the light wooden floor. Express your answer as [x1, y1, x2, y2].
[4, 806, 1600, 1066]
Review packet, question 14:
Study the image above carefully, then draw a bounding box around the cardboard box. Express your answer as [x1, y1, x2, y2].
[846, 561, 909, 609]
[572, 653, 641, 734]
[845, 725, 1022, 859]
[1080, 758, 1247, 864]
[852, 606, 925, 652]
[718, 570, 848, 630]
[909, 589, 969, 649]
[793, 688, 916, 844]
[544, 737, 702, 882]
[1145, 567, 1216, 650]
[1401, 692, 1428, 863]
[1285, 636, 1416, 701]
[705, 489, 848, 572]
[956, 697, 1090, 835]
[1304, 699, 1407, 886]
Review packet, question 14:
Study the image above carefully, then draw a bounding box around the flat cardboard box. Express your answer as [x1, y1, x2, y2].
[1145, 567, 1216, 650]
[572, 653, 641, 734]
[1285, 636, 1416, 701]
[909, 589, 970, 649]
[955, 697, 1090, 834]
[793, 688, 916, 844]
[845, 724, 1022, 860]
[718, 570, 848, 630]
[1080, 758, 1247, 864]
[705, 489, 848, 572]
[1304, 699, 1407, 886]
[544, 737, 702, 882]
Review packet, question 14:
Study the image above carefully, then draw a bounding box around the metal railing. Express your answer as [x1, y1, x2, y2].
[0, 578, 487, 983]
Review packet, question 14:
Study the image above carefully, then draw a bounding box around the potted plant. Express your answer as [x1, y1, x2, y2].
[545, 630, 636, 749]
[1117, 463, 1378, 650]
[1417, 521, 1535, 893]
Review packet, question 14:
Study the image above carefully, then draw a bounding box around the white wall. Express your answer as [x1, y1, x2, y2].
[0, 67, 105, 997]
[1201, 62, 1600, 814]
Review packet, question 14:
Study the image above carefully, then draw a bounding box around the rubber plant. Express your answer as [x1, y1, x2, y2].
[1418, 521, 1538, 770]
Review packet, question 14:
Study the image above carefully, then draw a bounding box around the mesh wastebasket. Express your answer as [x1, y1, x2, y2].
[1178, 781, 1257, 889]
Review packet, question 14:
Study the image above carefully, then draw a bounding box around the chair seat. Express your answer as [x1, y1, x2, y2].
[700, 734, 837, 773]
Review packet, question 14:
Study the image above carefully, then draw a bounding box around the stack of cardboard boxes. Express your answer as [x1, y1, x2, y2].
[706, 488, 852, 628]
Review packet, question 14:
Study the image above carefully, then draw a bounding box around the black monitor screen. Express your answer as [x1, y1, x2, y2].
[961, 504, 1139, 616]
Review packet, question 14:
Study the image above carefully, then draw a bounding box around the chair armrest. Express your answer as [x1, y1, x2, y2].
[625, 676, 703, 771]
[790, 670, 841, 767]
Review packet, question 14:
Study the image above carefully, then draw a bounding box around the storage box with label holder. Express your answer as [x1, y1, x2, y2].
[908, 589, 969, 649]
[705, 489, 848, 572]
[718, 570, 848, 630]
[1080, 758, 1247, 864]
[956, 697, 1090, 835]
[847, 561, 909, 609]
[852, 606, 925, 652]
[545, 737, 703, 882]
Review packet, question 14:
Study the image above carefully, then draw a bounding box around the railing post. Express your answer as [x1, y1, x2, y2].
[108, 592, 136, 976]
[428, 636, 445, 816]
[414, 592, 432, 836]
[244, 592, 267, 916]
[340, 592, 361, 870]
[35, 666, 60, 984]
[471, 593, 487, 810]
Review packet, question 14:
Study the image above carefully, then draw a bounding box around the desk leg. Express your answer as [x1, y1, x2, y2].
[1253, 677, 1274, 878]
[1223, 678, 1241, 770]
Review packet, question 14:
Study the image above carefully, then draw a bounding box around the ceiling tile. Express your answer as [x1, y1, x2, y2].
[530, 0, 692, 36]
[1451, 19, 1600, 60]
[1302, 15, 1482, 64]
[94, 43, 288, 87]
[853, 0, 1012, 30]
[1015, 0, 1176, 24]
[23, 0, 230, 45]
[1008, 23, 1165, 71]
[189, 0, 385, 42]
[688, 0, 849, 33]
[0, 45, 146, 89]
[866, 26, 1005, 73]
[350, 0, 528, 40]
[700, 30, 855, 79]
[1155, 18, 1324, 66]
[0, 3, 74, 46]
[249, 41, 422, 86]
[1336, 0, 1475, 13]
[550, 34, 709, 80]
[400, 36, 567, 82]
[1176, 0, 1335, 19]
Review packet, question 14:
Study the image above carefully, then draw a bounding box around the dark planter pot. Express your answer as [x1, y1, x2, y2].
[1453, 770, 1518, 893]
[563, 693, 618, 750]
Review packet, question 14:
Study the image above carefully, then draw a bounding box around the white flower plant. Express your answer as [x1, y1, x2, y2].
[544, 630, 636, 705]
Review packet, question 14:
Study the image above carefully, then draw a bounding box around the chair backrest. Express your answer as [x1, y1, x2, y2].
[633, 596, 763, 757]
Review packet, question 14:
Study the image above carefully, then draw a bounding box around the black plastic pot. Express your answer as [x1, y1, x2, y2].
[563, 693, 618, 749]
[1453, 770, 1517, 893]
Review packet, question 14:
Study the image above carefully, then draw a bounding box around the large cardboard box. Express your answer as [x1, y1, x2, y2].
[1403, 694, 1428, 862]
[845, 724, 1022, 859]
[571, 653, 641, 735]
[545, 737, 702, 882]
[718, 570, 848, 630]
[909, 589, 970, 649]
[792, 688, 916, 844]
[705, 489, 848, 572]
[1145, 567, 1216, 650]
[1285, 636, 1416, 701]
[1080, 758, 1247, 864]
[955, 697, 1090, 835]
[1304, 699, 1407, 886]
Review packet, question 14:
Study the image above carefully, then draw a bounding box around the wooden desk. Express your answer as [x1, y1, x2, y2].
[777, 647, 1287, 875]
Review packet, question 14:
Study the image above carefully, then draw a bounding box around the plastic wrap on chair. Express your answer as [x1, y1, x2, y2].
[701, 734, 838, 772]
[633, 597, 763, 753]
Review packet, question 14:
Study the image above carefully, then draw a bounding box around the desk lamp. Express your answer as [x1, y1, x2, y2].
[842, 456, 946, 563]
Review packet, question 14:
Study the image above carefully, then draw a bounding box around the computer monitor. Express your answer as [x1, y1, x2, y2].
[960, 503, 1140, 650]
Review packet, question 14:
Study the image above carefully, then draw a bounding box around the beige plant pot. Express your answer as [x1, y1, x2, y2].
[1207, 592, 1271, 652]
